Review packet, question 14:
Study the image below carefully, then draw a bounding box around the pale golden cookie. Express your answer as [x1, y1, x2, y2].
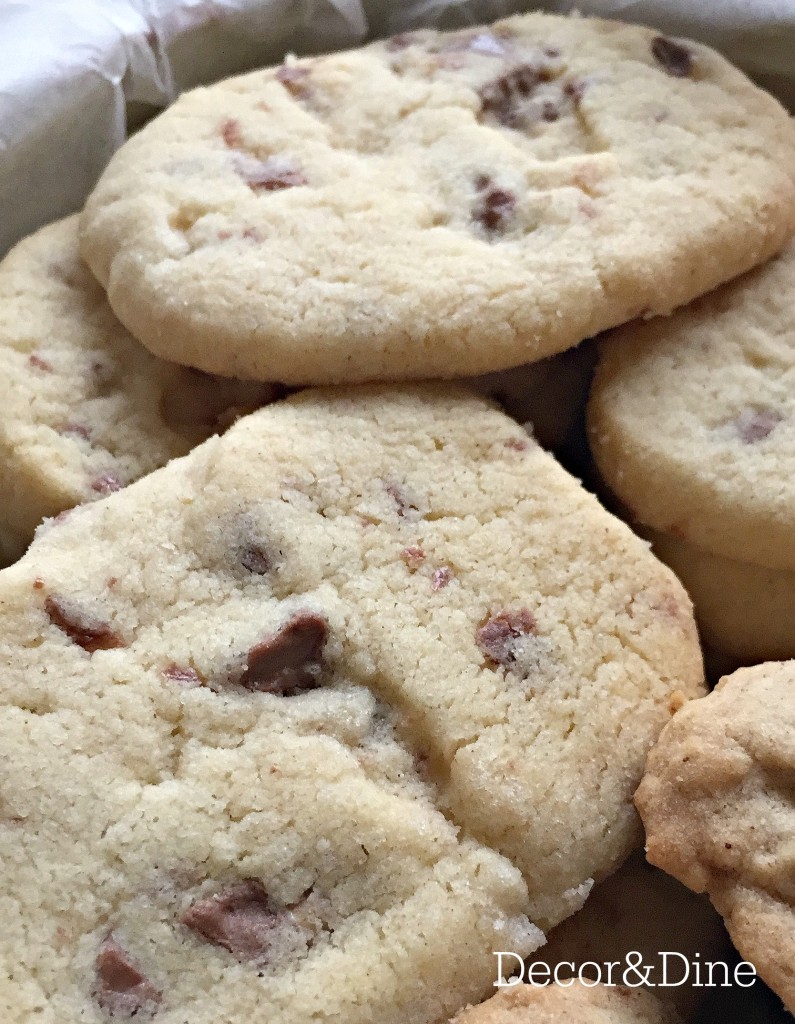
[636, 661, 795, 1014]
[646, 529, 795, 663]
[81, 14, 795, 384]
[589, 242, 795, 572]
[0, 217, 275, 564]
[0, 385, 703, 1022]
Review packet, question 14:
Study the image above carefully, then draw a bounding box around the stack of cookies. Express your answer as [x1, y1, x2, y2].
[589, 246, 795, 665]
[1, 12, 794, 1024]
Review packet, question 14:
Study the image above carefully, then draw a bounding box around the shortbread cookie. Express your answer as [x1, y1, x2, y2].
[589, 242, 795, 571]
[0, 386, 703, 1022]
[0, 216, 276, 565]
[451, 983, 681, 1024]
[538, 851, 727, 1016]
[80, 14, 795, 384]
[470, 341, 595, 451]
[636, 662, 795, 1014]
[646, 529, 795, 663]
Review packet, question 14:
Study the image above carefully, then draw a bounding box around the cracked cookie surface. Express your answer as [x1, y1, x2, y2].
[589, 241, 795, 572]
[80, 14, 795, 384]
[0, 217, 276, 565]
[0, 386, 702, 1022]
[636, 661, 795, 1014]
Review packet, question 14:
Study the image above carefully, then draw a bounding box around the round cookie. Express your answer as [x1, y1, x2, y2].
[589, 241, 795, 571]
[80, 14, 795, 385]
[537, 851, 728, 1017]
[646, 529, 795, 663]
[451, 983, 681, 1024]
[0, 385, 703, 1022]
[636, 661, 795, 1015]
[0, 217, 276, 565]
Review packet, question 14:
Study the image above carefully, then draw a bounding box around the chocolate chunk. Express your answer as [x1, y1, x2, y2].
[275, 65, 310, 97]
[44, 595, 124, 653]
[94, 935, 161, 1018]
[60, 422, 91, 441]
[385, 32, 416, 52]
[235, 155, 307, 193]
[240, 544, 271, 575]
[163, 663, 203, 688]
[181, 880, 285, 961]
[28, 353, 53, 373]
[735, 409, 783, 444]
[241, 611, 328, 694]
[505, 436, 529, 452]
[221, 117, 242, 148]
[473, 180, 516, 233]
[479, 64, 547, 126]
[91, 471, 123, 495]
[401, 545, 426, 571]
[477, 609, 537, 669]
[431, 567, 453, 591]
[651, 36, 693, 78]
[564, 77, 587, 104]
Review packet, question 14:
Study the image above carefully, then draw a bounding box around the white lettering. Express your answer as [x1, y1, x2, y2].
[734, 962, 758, 988]
[660, 952, 690, 987]
[524, 962, 550, 986]
[493, 952, 525, 987]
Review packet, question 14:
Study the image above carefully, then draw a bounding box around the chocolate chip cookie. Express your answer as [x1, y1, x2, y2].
[0, 385, 702, 1022]
[80, 14, 795, 384]
[0, 217, 275, 564]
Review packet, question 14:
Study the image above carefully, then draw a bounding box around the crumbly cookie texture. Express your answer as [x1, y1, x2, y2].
[0, 386, 703, 1022]
[80, 14, 795, 384]
[636, 662, 795, 1014]
[538, 851, 727, 1017]
[0, 216, 276, 565]
[451, 982, 682, 1023]
[645, 529, 795, 663]
[589, 241, 795, 571]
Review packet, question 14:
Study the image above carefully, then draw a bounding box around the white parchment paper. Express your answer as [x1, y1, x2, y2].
[2, 0, 794, 255]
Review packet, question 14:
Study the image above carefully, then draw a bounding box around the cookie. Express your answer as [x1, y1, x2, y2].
[80, 14, 795, 384]
[451, 983, 681, 1024]
[538, 851, 728, 1017]
[0, 385, 703, 1021]
[0, 217, 277, 566]
[636, 661, 795, 1015]
[589, 242, 795, 572]
[645, 529, 795, 663]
